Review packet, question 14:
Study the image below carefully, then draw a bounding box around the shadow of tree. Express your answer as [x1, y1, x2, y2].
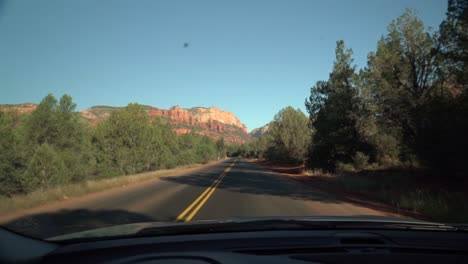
[159, 160, 427, 219]
[161, 159, 344, 203]
[3, 209, 156, 239]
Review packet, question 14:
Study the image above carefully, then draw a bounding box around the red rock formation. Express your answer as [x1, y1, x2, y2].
[146, 106, 251, 144]
[0, 103, 37, 114]
[1, 103, 252, 145]
[148, 105, 247, 131]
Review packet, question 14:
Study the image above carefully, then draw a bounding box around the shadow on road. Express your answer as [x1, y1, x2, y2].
[159, 160, 420, 219]
[3, 209, 156, 239]
[161, 159, 344, 204]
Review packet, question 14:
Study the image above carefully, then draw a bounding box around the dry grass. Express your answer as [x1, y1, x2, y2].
[303, 168, 332, 177]
[0, 163, 200, 216]
[302, 168, 468, 222]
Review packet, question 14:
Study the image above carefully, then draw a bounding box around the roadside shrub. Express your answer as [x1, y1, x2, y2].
[303, 169, 332, 177]
[371, 133, 401, 166]
[23, 144, 69, 192]
[352, 152, 369, 170]
[336, 162, 355, 172]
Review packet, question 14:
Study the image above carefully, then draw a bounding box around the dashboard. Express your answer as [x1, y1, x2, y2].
[3, 228, 464, 264]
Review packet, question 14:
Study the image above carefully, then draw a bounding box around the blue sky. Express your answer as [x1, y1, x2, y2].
[0, 0, 447, 131]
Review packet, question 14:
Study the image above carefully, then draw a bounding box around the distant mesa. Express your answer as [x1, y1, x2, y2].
[1, 103, 252, 145]
[0, 103, 37, 114]
[146, 105, 250, 144]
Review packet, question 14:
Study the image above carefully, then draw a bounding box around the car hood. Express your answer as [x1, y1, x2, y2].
[46, 215, 446, 241]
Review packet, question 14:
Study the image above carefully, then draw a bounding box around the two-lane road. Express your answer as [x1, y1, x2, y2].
[2, 158, 398, 238]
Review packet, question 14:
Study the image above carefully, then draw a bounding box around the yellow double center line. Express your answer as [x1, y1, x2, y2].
[176, 159, 236, 222]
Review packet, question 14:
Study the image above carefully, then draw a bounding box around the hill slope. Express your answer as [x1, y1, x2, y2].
[250, 123, 270, 138]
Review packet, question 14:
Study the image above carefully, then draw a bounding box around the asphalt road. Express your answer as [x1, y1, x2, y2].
[2, 158, 396, 239]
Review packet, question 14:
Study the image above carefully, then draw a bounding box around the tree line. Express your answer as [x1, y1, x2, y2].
[0, 96, 226, 196]
[238, 2, 467, 175]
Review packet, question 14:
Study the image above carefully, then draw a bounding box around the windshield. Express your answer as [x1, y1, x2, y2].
[1, 0, 467, 240]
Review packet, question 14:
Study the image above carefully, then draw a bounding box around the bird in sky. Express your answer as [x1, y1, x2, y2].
[183, 42, 189, 48]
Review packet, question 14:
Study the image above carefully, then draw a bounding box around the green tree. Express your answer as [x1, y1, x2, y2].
[413, 1, 468, 173]
[56, 95, 92, 181]
[365, 9, 438, 161]
[176, 132, 199, 164]
[23, 94, 59, 148]
[195, 136, 217, 163]
[23, 143, 67, 191]
[438, 0, 468, 89]
[306, 41, 373, 169]
[21, 94, 90, 187]
[91, 103, 154, 175]
[216, 137, 226, 159]
[174, 132, 217, 163]
[361, 7, 468, 173]
[226, 144, 241, 157]
[267, 106, 310, 163]
[250, 133, 272, 159]
[148, 118, 179, 169]
[0, 111, 24, 196]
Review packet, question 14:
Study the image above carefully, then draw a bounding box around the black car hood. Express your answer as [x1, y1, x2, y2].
[47, 215, 441, 241]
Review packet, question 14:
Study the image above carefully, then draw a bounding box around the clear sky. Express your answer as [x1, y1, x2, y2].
[0, 0, 447, 131]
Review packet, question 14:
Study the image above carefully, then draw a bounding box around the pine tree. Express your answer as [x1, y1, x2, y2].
[306, 41, 372, 169]
[0, 111, 24, 195]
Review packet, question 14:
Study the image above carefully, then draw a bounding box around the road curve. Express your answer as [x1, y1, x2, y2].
[2, 158, 399, 238]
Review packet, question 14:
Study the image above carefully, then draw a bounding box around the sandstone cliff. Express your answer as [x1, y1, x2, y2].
[1, 103, 251, 144]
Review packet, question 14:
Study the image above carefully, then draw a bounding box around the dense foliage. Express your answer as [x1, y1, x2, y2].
[0, 97, 224, 196]
[262, 107, 310, 163]
[304, 6, 468, 173]
[229, 107, 310, 164]
[240, 3, 467, 175]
